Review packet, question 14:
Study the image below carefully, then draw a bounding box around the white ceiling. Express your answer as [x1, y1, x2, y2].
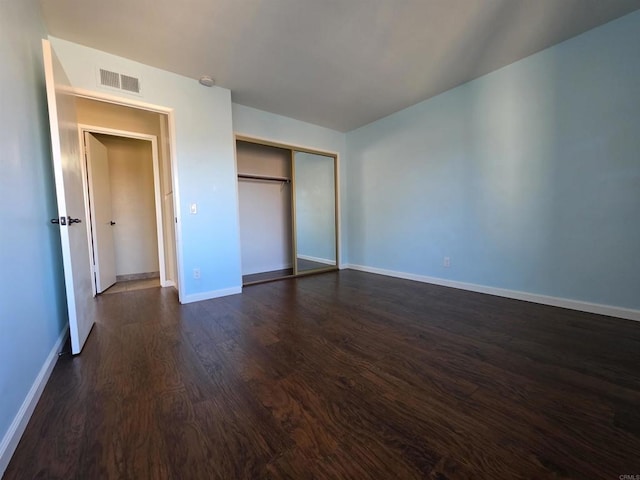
[40, 0, 640, 132]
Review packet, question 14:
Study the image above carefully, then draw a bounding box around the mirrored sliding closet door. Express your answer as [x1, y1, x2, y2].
[293, 151, 337, 274]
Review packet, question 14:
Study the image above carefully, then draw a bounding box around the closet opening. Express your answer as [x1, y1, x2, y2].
[235, 136, 339, 286]
[237, 140, 294, 284]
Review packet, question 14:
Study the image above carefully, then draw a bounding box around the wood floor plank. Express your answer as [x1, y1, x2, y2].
[5, 270, 640, 479]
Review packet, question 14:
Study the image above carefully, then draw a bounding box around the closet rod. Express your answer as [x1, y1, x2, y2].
[237, 173, 291, 183]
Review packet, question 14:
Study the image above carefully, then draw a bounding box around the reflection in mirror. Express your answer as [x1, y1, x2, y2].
[294, 151, 337, 273]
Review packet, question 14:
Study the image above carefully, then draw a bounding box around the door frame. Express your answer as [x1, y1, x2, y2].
[79, 125, 168, 295]
[68, 87, 182, 302]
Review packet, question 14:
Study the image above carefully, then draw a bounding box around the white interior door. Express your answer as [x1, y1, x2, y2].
[85, 132, 117, 293]
[43, 40, 96, 355]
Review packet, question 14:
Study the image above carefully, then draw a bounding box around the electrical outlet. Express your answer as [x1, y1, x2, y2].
[190, 203, 197, 214]
[193, 268, 201, 279]
[443, 257, 451, 268]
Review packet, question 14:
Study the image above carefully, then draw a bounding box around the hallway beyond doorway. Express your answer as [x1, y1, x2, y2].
[102, 277, 160, 295]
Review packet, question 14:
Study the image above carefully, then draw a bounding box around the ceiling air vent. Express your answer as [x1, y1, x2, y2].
[120, 74, 140, 94]
[97, 68, 142, 95]
[99, 69, 120, 89]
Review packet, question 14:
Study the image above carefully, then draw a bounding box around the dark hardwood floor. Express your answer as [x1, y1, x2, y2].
[5, 270, 640, 479]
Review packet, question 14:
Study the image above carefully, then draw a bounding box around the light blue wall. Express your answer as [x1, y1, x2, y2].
[0, 0, 68, 463]
[232, 104, 348, 265]
[294, 152, 337, 263]
[50, 38, 242, 300]
[346, 11, 640, 310]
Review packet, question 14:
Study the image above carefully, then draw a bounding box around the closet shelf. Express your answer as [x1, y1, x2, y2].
[238, 173, 291, 183]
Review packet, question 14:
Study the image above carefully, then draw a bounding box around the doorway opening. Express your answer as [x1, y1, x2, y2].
[77, 98, 178, 297]
[83, 131, 163, 294]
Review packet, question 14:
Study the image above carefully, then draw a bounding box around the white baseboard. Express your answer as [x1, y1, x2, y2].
[344, 264, 640, 322]
[0, 327, 69, 477]
[181, 286, 242, 304]
[161, 280, 176, 288]
[297, 254, 336, 266]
